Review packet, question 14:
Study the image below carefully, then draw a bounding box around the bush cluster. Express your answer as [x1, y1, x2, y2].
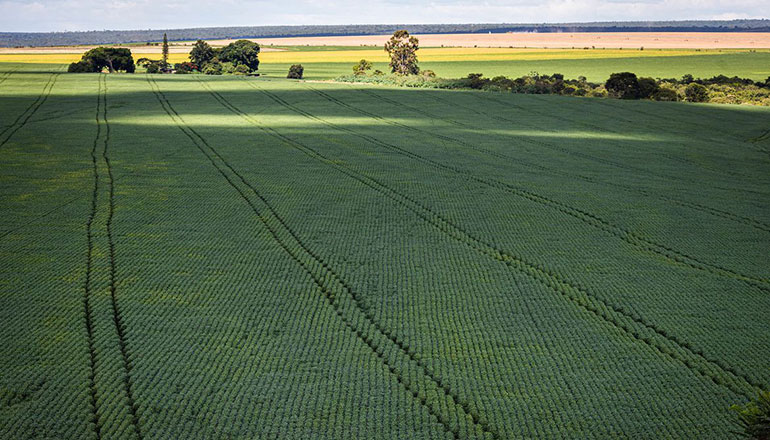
[337, 68, 770, 106]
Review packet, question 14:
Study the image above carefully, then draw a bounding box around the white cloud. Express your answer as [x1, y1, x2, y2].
[0, 0, 767, 32]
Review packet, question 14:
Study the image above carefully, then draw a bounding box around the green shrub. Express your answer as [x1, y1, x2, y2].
[653, 87, 679, 102]
[287, 64, 304, 79]
[203, 61, 223, 75]
[685, 83, 709, 102]
[220, 62, 235, 74]
[353, 59, 372, 75]
[638, 77, 660, 99]
[67, 61, 96, 73]
[174, 62, 198, 74]
[234, 64, 251, 75]
[731, 391, 770, 440]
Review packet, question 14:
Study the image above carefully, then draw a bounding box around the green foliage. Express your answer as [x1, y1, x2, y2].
[69, 47, 135, 73]
[287, 64, 304, 79]
[220, 62, 236, 74]
[162, 33, 169, 68]
[385, 30, 419, 75]
[218, 39, 260, 71]
[353, 59, 373, 75]
[653, 87, 679, 101]
[137, 57, 165, 74]
[605, 72, 641, 99]
[67, 60, 95, 73]
[234, 64, 251, 75]
[190, 39, 215, 67]
[731, 391, 770, 440]
[174, 62, 198, 74]
[685, 83, 710, 102]
[638, 77, 660, 99]
[202, 61, 223, 75]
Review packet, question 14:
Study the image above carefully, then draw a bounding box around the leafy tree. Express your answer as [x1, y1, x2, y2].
[685, 83, 709, 102]
[605, 72, 641, 99]
[190, 40, 214, 67]
[681, 73, 695, 84]
[68, 47, 135, 73]
[638, 77, 659, 99]
[218, 40, 260, 72]
[731, 391, 770, 440]
[137, 57, 164, 73]
[385, 30, 419, 75]
[287, 64, 304, 79]
[162, 33, 169, 69]
[353, 59, 372, 75]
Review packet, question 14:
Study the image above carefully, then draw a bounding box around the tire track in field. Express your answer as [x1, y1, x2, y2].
[0, 67, 20, 85]
[83, 71, 104, 440]
[81, 75, 142, 440]
[365, 85, 769, 198]
[101, 75, 143, 440]
[308, 85, 770, 293]
[150, 76, 494, 440]
[423, 91, 770, 234]
[0, 73, 59, 149]
[240, 81, 766, 398]
[545, 96, 766, 181]
[0, 137, 194, 244]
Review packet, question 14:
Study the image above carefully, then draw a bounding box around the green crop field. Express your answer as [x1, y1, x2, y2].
[1, 62, 769, 439]
[4, 47, 770, 81]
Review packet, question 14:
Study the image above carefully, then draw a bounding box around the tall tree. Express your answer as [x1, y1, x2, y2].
[384, 30, 419, 75]
[218, 40, 260, 72]
[162, 33, 169, 68]
[189, 39, 214, 67]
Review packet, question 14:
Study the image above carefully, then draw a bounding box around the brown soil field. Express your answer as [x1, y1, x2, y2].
[244, 32, 770, 49]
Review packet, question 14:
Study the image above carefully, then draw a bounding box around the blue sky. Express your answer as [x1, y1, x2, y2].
[1, 0, 766, 32]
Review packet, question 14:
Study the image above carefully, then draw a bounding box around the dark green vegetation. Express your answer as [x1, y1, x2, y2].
[731, 391, 770, 439]
[1, 63, 769, 439]
[338, 70, 770, 105]
[2, 19, 769, 47]
[68, 48, 135, 73]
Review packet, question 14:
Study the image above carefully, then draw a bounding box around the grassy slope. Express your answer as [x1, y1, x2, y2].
[0, 63, 769, 439]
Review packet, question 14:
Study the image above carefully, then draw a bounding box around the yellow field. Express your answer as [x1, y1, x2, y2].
[1, 47, 760, 66]
[260, 47, 750, 63]
[0, 53, 190, 64]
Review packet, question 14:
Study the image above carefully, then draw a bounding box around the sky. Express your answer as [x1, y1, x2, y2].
[1, 0, 767, 33]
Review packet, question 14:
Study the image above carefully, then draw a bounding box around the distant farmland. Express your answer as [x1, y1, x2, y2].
[2, 46, 770, 81]
[0, 61, 768, 438]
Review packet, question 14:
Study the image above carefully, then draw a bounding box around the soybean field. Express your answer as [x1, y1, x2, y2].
[1, 63, 769, 439]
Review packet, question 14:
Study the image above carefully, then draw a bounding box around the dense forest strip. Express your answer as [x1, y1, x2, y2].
[149, 76, 497, 440]
[3, 19, 769, 47]
[201, 79, 762, 399]
[305, 85, 770, 291]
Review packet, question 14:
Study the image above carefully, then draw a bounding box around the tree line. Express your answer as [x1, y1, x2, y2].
[4, 19, 770, 47]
